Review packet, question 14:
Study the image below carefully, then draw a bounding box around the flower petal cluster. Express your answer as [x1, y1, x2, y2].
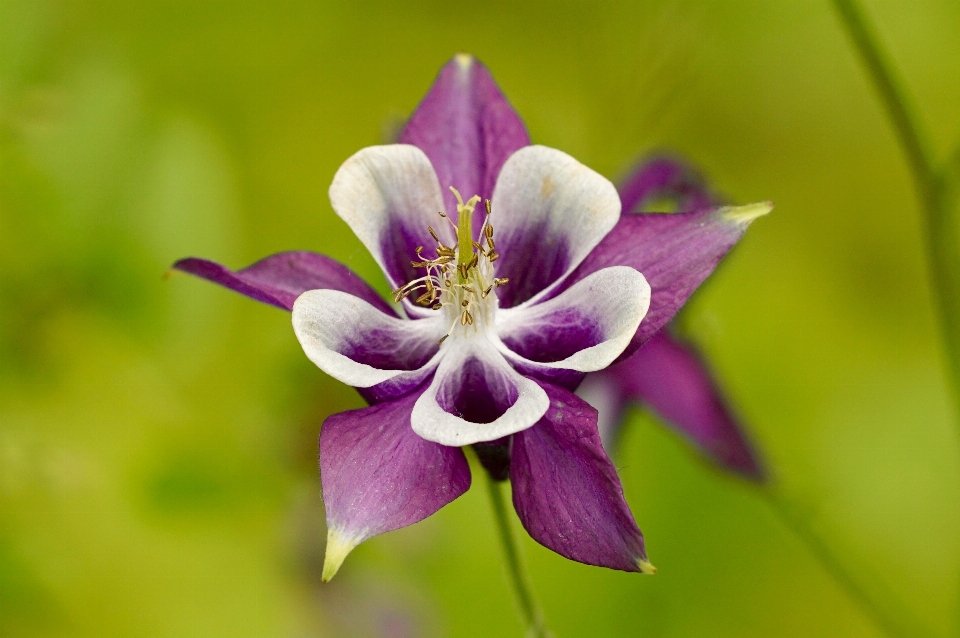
[173, 54, 769, 580]
[296, 141, 649, 448]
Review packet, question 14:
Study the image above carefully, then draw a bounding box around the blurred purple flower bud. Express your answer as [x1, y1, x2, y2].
[577, 156, 765, 480]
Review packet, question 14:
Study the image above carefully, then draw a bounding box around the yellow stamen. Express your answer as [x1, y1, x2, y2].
[394, 185, 508, 343]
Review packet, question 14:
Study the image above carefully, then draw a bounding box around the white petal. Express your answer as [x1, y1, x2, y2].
[292, 289, 445, 388]
[496, 266, 650, 373]
[328, 145, 454, 293]
[411, 338, 549, 446]
[490, 145, 621, 308]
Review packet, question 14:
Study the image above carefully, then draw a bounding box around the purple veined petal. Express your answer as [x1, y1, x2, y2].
[495, 266, 650, 390]
[399, 53, 530, 234]
[320, 388, 472, 581]
[292, 289, 444, 397]
[589, 331, 765, 479]
[491, 146, 622, 309]
[510, 381, 655, 573]
[328, 144, 455, 314]
[618, 156, 716, 215]
[172, 251, 395, 315]
[411, 337, 549, 446]
[563, 203, 772, 361]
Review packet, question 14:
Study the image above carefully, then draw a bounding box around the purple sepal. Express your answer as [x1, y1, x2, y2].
[172, 251, 394, 316]
[618, 156, 716, 214]
[320, 389, 471, 577]
[399, 54, 530, 230]
[595, 331, 765, 480]
[510, 382, 651, 572]
[564, 209, 751, 361]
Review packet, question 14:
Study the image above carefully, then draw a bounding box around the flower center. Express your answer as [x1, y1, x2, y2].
[392, 187, 508, 344]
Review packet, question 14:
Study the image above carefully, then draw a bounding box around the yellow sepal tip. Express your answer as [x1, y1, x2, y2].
[720, 201, 773, 225]
[637, 558, 658, 574]
[321, 528, 360, 583]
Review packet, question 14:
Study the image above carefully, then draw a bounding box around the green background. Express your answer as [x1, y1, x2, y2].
[2, 1, 959, 636]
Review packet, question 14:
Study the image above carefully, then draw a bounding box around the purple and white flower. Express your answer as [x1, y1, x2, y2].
[173, 54, 769, 581]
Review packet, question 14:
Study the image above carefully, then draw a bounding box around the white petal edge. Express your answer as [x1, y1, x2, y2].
[496, 266, 651, 373]
[328, 144, 454, 287]
[292, 289, 445, 388]
[411, 338, 550, 446]
[490, 145, 621, 308]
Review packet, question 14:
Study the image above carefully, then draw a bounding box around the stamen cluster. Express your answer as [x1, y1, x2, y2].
[392, 187, 509, 344]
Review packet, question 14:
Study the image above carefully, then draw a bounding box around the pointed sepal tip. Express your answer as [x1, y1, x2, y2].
[720, 201, 773, 226]
[321, 527, 360, 582]
[638, 558, 657, 574]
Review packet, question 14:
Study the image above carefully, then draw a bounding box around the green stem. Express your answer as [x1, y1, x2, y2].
[832, 0, 960, 414]
[485, 474, 549, 638]
[764, 491, 931, 638]
[830, 3, 960, 633]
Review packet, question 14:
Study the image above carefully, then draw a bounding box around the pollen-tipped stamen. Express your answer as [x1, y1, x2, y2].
[397, 187, 506, 342]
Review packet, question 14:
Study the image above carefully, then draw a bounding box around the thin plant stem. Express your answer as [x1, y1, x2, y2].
[764, 490, 933, 638]
[832, 0, 960, 413]
[485, 474, 549, 638]
[830, 2, 960, 634]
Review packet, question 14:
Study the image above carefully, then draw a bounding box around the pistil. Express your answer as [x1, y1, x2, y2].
[452, 187, 481, 282]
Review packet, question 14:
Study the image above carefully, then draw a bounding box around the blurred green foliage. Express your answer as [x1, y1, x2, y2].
[2, 1, 960, 636]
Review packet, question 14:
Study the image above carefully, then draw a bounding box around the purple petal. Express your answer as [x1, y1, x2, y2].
[489, 146, 621, 308]
[319, 389, 471, 581]
[399, 54, 530, 233]
[618, 156, 717, 214]
[510, 381, 654, 573]
[587, 331, 765, 480]
[292, 290, 444, 397]
[496, 266, 649, 391]
[328, 145, 451, 306]
[172, 251, 394, 315]
[563, 204, 770, 360]
[411, 338, 549, 446]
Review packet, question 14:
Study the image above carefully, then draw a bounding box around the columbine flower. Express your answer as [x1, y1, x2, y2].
[172, 54, 769, 580]
[576, 156, 766, 479]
